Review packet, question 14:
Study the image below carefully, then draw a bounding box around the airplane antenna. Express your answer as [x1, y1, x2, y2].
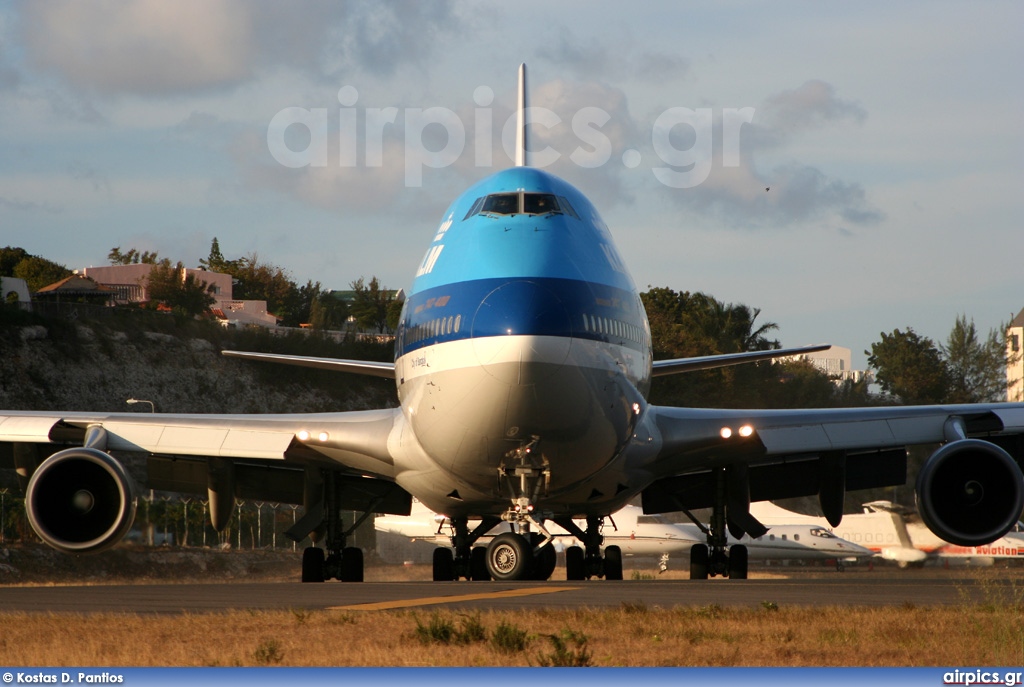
[515, 63, 528, 167]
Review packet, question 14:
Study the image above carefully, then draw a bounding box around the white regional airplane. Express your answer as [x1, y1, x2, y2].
[751, 501, 1024, 567]
[376, 502, 701, 577]
[671, 521, 873, 570]
[2, 66, 1024, 582]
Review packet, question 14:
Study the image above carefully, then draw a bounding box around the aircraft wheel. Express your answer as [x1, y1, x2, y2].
[301, 546, 325, 583]
[690, 544, 709, 580]
[728, 544, 748, 580]
[486, 532, 532, 581]
[604, 545, 623, 580]
[470, 546, 490, 580]
[530, 540, 557, 580]
[340, 546, 363, 582]
[433, 547, 455, 581]
[565, 545, 586, 580]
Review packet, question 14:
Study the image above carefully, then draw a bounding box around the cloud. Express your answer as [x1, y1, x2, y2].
[648, 80, 882, 229]
[21, 0, 256, 94]
[18, 0, 459, 96]
[538, 32, 690, 83]
[751, 80, 867, 146]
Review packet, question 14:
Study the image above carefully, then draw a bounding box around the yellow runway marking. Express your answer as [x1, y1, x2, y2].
[328, 586, 579, 611]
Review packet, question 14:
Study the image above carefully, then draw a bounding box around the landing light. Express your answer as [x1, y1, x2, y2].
[318, 432, 330, 442]
[739, 425, 754, 438]
[297, 430, 310, 441]
[720, 427, 733, 439]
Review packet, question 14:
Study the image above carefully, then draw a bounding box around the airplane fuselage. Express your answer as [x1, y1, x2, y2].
[392, 167, 652, 518]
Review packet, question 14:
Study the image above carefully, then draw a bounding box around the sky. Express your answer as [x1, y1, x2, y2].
[1, 0, 1022, 369]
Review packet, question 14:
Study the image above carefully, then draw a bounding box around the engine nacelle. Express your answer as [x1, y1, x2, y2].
[916, 439, 1024, 547]
[25, 447, 137, 554]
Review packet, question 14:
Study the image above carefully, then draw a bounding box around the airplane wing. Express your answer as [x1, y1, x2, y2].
[0, 408, 411, 552]
[221, 350, 396, 378]
[641, 402, 1024, 545]
[651, 343, 832, 376]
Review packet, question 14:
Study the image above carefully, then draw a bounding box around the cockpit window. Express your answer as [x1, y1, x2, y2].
[463, 196, 485, 220]
[556, 195, 580, 219]
[481, 193, 519, 215]
[523, 193, 559, 214]
[464, 192, 582, 220]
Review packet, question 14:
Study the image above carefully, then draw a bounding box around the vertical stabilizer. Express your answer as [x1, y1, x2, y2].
[515, 63, 528, 167]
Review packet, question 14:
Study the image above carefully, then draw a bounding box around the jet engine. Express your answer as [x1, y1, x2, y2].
[915, 439, 1024, 547]
[25, 447, 137, 554]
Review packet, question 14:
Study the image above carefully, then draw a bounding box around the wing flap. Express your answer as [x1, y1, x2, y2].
[0, 415, 65, 442]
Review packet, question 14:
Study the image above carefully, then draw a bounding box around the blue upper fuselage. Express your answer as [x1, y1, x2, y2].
[396, 168, 650, 360]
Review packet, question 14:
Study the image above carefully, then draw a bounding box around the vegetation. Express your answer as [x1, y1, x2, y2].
[0, 599, 1020, 666]
[642, 287, 874, 409]
[349, 275, 401, 334]
[1, 246, 72, 292]
[145, 261, 217, 318]
[867, 315, 1015, 405]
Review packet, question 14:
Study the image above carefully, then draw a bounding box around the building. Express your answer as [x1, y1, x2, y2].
[782, 345, 870, 384]
[34, 275, 114, 305]
[0, 276, 31, 310]
[1008, 308, 1024, 402]
[80, 264, 276, 328]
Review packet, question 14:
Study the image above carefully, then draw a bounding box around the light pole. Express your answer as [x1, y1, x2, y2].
[126, 398, 155, 412]
[288, 505, 299, 552]
[255, 501, 265, 550]
[181, 497, 191, 547]
[236, 500, 245, 549]
[200, 499, 208, 548]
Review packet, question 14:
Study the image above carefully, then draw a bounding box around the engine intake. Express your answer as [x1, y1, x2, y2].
[916, 439, 1024, 547]
[25, 447, 137, 554]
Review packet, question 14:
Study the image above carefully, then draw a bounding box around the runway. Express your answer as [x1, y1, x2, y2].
[0, 572, 1015, 613]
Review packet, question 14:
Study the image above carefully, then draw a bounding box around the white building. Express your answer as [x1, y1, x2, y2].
[1008, 308, 1024, 402]
[0, 276, 31, 310]
[80, 264, 276, 328]
[783, 345, 870, 384]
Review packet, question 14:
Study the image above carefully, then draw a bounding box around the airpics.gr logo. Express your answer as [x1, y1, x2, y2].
[267, 85, 755, 188]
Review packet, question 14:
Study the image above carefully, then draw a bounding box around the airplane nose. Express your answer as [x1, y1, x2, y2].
[471, 280, 571, 384]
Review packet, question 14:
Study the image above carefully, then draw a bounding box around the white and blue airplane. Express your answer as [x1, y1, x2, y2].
[2, 66, 1023, 582]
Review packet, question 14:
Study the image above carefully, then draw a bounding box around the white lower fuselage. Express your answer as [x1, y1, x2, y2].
[393, 334, 649, 518]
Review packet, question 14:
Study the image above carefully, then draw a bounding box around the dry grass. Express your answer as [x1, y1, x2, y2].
[0, 601, 1021, 667]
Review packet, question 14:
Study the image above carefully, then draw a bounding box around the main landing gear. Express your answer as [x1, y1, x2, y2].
[293, 470, 375, 583]
[683, 466, 763, 581]
[551, 514, 623, 581]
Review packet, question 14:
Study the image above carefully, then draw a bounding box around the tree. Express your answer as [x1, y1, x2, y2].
[867, 328, 949, 404]
[198, 237, 237, 274]
[350, 276, 395, 333]
[641, 288, 783, 408]
[146, 262, 216, 317]
[107, 246, 160, 265]
[0, 247, 29, 277]
[12, 256, 72, 292]
[226, 253, 294, 319]
[942, 315, 1009, 403]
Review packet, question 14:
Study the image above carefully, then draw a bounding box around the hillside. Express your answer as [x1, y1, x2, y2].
[0, 309, 395, 415]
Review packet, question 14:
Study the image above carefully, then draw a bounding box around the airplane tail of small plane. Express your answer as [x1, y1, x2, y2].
[515, 63, 527, 167]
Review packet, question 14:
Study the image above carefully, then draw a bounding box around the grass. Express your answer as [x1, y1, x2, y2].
[0, 602, 1020, 667]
